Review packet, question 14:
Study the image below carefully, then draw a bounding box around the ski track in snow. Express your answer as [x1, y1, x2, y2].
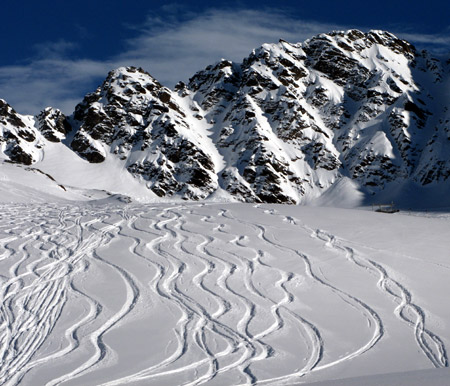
[221, 208, 384, 385]
[257, 207, 448, 371]
[311, 229, 448, 369]
[0, 203, 447, 385]
[0, 204, 124, 385]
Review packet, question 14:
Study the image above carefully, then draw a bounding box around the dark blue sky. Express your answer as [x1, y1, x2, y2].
[1, 0, 449, 114]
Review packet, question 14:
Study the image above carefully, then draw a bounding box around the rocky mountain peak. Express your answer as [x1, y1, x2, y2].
[68, 65, 220, 199]
[70, 66, 173, 163]
[100, 66, 162, 102]
[1, 30, 449, 205]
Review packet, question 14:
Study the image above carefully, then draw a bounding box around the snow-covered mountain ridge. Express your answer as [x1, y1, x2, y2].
[1, 30, 449, 205]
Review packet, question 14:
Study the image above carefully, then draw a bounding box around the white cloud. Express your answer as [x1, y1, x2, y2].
[0, 7, 448, 116]
[118, 9, 346, 85]
[394, 32, 450, 55]
[0, 59, 112, 115]
[0, 8, 346, 115]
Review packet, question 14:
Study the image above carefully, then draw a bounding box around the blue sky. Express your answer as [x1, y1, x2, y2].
[1, 1, 449, 114]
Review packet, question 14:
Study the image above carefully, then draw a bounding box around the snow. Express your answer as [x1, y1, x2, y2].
[308, 177, 364, 208]
[302, 367, 450, 386]
[0, 195, 448, 385]
[35, 140, 156, 203]
[1, 30, 450, 384]
[172, 92, 226, 174]
[0, 162, 85, 203]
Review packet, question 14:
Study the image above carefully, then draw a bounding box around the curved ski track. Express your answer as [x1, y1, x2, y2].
[218, 208, 384, 385]
[312, 229, 448, 369]
[254, 206, 448, 371]
[0, 203, 447, 385]
[0, 204, 124, 385]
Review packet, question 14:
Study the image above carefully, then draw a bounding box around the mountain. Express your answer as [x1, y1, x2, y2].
[1, 30, 449, 206]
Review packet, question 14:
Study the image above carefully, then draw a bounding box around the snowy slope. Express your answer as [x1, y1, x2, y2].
[303, 367, 450, 386]
[0, 202, 448, 385]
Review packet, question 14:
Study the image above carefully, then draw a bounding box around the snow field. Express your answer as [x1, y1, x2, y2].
[0, 202, 448, 385]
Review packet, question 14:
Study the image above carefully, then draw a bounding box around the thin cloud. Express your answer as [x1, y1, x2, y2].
[0, 8, 346, 115]
[395, 32, 450, 56]
[119, 9, 346, 85]
[32, 40, 79, 59]
[0, 59, 111, 114]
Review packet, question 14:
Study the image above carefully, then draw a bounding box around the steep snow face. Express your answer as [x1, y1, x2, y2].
[0, 31, 449, 205]
[71, 66, 219, 200]
[187, 43, 341, 204]
[303, 30, 450, 188]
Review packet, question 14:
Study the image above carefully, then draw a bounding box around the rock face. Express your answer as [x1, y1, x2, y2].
[36, 108, 72, 143]
[0, 99, 43, 165]
[1, 30, 449, 203]
[183, 30, 449, 202]
[70, 66, 219, 199]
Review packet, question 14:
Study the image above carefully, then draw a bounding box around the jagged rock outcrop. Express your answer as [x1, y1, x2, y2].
[36, 108, 72, 143]
[70, 66, 219, 199]
[0, 99, 43, 165]
[1, 30, 449, 204]
[187, 29, 449, 202]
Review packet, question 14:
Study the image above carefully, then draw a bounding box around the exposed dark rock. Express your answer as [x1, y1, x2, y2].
[0, 100, 26, 128]
[6, 144, 33, 165]
[404, 101, 427, 121]
[36, 108, 71, 142]
[70, 133, 106, 163]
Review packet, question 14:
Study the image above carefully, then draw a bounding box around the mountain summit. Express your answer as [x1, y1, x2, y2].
[1, 30, 449, 206]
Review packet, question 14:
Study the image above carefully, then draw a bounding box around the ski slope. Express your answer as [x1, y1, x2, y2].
[0, 202, 449, 385]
